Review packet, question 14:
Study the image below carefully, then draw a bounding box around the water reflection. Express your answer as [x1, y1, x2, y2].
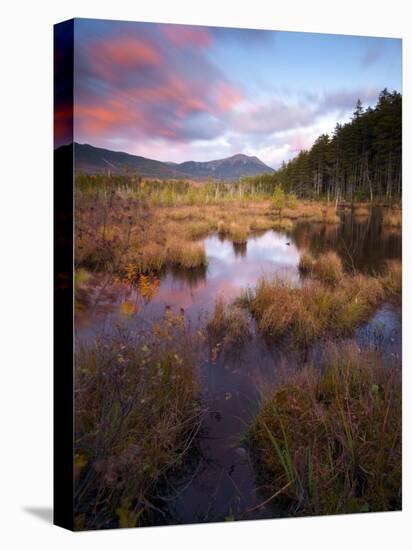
[167, 263, 207, 288]
[77, 209, 401, 338]
[76, 210, 402, 524]
[292, 207, 401, 273]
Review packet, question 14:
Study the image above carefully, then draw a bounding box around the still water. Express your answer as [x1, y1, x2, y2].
[76, 208, 401, 523]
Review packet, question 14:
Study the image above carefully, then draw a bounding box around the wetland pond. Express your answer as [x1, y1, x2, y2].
[76, 207, 401, 524]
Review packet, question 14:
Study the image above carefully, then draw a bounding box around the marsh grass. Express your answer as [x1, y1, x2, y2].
[229, 222, 250, 244]
[250, 343, 401, 515]
[273, 218, 294, 231]
[249, 217, 275, 231]
[186, 220, 213, 239]
[381, 260, 402, 299]
[74, 311, 206, 530]
[178, 243, 208, 269]
[166, 239, 208, 269]
[298, 250, 315, 274]
[312, 251, 343, 284]
[207, 296, 252, 349]
[241, 260, 394, 347]
[217, 219, 229, 234]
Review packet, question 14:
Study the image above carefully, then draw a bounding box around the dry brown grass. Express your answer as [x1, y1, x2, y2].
[273, 218, 294, 231]
[217, 219, 229, 234]
[167, 238, 207, 269]
[249, 217, 274, 231]
[298, 250, 315, 274]
[241, 268, 386, 347]
[312, 251, 343, 284]
[229, 222, 250, 244]
[381, 260, 402, 298]
[186, 220, 214, 239]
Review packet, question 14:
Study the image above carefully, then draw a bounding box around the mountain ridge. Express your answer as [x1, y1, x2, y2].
[68, 142, 274, 181]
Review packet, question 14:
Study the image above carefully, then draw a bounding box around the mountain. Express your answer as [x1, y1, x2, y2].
[177, 154, 274, 180]
[71, 143, 274, 181]
[73, 143, 188, 180]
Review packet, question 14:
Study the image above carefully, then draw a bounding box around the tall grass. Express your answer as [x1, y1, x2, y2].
[240, 261, 395, 347]
[298, 250, 315, 274]
[167, 239, 208, 269]
[74, 311, 205, 529]
[207, 296, 251, 349]
[229, 222, 250, 244]
[312, 251, 343, 284]
[250, 343, 401, 515]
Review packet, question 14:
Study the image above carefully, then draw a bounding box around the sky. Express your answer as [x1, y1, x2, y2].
[55, 18, 402, 167]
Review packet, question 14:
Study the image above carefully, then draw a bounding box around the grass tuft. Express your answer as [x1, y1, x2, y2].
[312, 251, 343, 284]
[250, 343, 401, 515]
[229, 222, 250, 244]
[207, 296, 252, 348]
[242, 269, 386, 347]
[298, 250, 315, 274]
[75, 313, 205, 529]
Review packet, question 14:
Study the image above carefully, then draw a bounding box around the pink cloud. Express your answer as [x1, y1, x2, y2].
[75, 99, 146, 135]
[213, 83, 243, 112]
[289, 132, 314, 153]
[85, 37, 163, 85]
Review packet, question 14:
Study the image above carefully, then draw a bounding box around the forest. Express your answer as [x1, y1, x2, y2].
[240, 89, 402, 201]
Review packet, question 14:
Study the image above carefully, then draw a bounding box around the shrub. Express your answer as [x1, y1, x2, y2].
[272, 185, 286, 217]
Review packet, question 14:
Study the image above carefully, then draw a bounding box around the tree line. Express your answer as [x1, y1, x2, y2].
[241, 89, 401, 201]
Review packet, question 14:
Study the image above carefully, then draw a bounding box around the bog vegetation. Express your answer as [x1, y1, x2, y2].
[75, 310, 206, 529]
[74, 89, 402, 527]
[250, 343, 401, 515]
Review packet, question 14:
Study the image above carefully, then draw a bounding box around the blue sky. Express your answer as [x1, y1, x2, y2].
[64, 19, 402, 166]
